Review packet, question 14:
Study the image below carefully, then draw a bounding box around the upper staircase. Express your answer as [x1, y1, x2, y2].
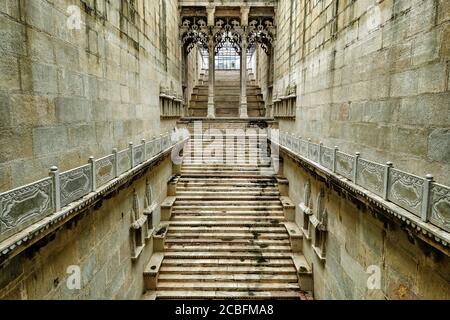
[188, 70, 266, 118]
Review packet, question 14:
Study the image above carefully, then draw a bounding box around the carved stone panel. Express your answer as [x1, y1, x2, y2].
[134, 144, 144, 165]
[335, 151, 354, 180]
[117, 149, 131, 175]
[308, 143, 320, 163]
[0, 177, 54, 241]
[299, 139, 308, 156]
[429, 183, 450, 232]
[356, 158, 384, 197]
[60, 165, 93, 207]
[388, 169, 424, 217]
[95, 155, 115, 187]
[146, 140, 155, 159]
[320, 146, 334, 171]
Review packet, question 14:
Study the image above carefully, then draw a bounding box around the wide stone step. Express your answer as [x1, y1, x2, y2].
[178, 173, 276, 178]
[176, 187, 280, 192]
[175, 191, 280, 196]
[162, 258, 294, 267]
[167, 226, 285, 233]
[159, 264, 296, 273]
[158, 274, 298, 283]
[171, 206, 283, 212]
[172, 210, 284, 219]
[155, 290, 304, 299]
[164, 238, 290, 245]
[171, 216, 284, 221]
[166, 232, 289, 239]
[157, 281, 300, 291]
[174, 195, 280, 201]
[164, 244, 292, 253]
[168, 220, 283, 227]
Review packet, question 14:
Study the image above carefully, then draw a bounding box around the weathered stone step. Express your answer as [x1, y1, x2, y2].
[159, 264, 296, 274]
[164, 238, 290, 245]
[162, 258, 293, 267]
[174, 195, 280, 201]
[176, 187, 279, 192]
[175, 191, 280, 196]
[164, 244, 292, 253]
[157, 282, 300, 291]
[167, 221, 283, 227]
[167, 226, 285, 233]
[181, 166, 268, 171]
[179, 173, 276, 178]
[155, 290, 304, 299]
[171, 206, 283, 212]
[173, 202, 282, 208]
[173, 210, 284, 219]
[166, 232, 288, 239]
[171, 216, 284, 221]
[158, 274, 298, 283]
[181, 168, 267, 173]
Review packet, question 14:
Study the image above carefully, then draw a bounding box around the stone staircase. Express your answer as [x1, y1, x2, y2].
[144, 121, 312, 299]
[188, 70, 266, 118]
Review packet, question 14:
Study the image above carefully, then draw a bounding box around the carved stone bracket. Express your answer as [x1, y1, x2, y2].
[213, 17, 242, 54]
[310, 189, 328, 262]
[299, 180, 313, 240]
[180, 17, 209, 54]
[130, 190, 147, 261]
[247, 17, 275, 55]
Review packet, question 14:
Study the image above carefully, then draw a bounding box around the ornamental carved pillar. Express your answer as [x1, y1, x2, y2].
[207, 6, 216, 118]
[240, 7, 250, 119]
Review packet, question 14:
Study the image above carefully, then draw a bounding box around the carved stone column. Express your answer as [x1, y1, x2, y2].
[240, 38, 248, 118]
[207, 36, 215, 118]
[239, 7, 250, 119]
[207, 6, 215, 118]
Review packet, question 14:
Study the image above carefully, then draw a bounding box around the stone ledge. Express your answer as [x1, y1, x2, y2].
[272, 140, 450, 255]
[0, 141, 186, 265]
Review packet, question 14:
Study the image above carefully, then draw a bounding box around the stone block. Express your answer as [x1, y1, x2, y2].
[55, 97, 92, 123]
[0, 56, 20, 90]
[28, 29, 55, 63]
[398, 93, 450, 126]
[0, 126, 33, 163]
[10, 94, 56, 127]
[428, 128, 450, 162]
[390, 70, 418, 97]
[417, 63, 447, 94]
[0, 91, 10, 128]
[54, 40, 80, 70]
[0, 15, 26, 56]
[57, 69, 84, 96]
[21, 62, 58, 94]
[411, 29, 440, 66]
[32, 125, 68, 155]
[0, 0, 20, 19]
[68, 124, 96, 149]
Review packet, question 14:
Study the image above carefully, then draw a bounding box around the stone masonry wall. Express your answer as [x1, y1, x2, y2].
[0, 156, 172, 299]
[283, 155, 450, 300]
[0, 0, 181, 192]
[259, 0, 450, 185]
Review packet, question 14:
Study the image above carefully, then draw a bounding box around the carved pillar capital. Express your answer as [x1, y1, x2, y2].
[240, 7, 250, 27]
[206, 6, 215, 27]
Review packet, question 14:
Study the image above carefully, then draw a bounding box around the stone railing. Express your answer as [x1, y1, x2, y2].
[0, 130, 184, 245]
[269, 130, 450, 241]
